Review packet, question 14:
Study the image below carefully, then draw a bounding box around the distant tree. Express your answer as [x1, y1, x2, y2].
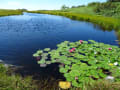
[88, 2, 100, 6]
[61, 5, 69, 10]
[107, 0, 120, 2]
[71, 6, 76, 8]
[77, 5, 85, 7]
[17, 9, 28, 12]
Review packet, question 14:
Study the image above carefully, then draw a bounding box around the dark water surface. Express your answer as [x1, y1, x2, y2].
[0, 12, 119, 77]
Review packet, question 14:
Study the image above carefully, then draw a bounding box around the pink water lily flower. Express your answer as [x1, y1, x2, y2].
[80, 40, 83, 44]
[72, 48, 76, 51]
[69, 49, 73, 53]
[69, 48, 76, 53]
[108, 48, 112, 50]
[75, 76, 78, 80]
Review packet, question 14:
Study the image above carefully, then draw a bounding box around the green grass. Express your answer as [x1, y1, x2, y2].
[0, 64, 37, 90]
[55, 2, 120, 18]
[61, 2, 120, 18]
[0, 9, 22, 16]
[69, 80, 120, 90]
[61, 6, 96, 15]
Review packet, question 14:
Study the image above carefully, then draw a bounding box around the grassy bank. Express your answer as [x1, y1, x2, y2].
[1, 63, 120, 90]
[61, 5, 96, 15]
[0, 9, 22, 16]
[27, 10, 120, 31]
[61, 2, 120, 18]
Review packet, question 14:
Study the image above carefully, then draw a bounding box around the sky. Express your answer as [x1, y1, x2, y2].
[0, 0, 106, 10]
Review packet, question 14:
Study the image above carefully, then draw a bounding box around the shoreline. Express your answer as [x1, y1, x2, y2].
[0, 10, 23, 17]
[27, 11, 120, 31]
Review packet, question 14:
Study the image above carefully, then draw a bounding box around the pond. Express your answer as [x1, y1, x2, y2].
[0, 12, 119, 77]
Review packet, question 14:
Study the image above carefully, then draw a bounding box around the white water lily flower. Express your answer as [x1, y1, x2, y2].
[105, 76, 114, 80]
[94, 51, 97, 54]
[114, 62, 118, 66]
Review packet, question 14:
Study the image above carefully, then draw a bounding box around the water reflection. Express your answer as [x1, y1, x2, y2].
[93, 24, 120, 45]
[114, 31, 120, 45]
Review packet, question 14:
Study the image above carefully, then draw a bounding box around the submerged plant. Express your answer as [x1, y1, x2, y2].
[33, 40, 120, 88]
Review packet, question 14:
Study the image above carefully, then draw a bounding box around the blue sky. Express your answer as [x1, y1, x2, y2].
[0, 0, 106, 10]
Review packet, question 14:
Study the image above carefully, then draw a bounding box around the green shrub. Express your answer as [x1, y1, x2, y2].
[88, 2, 100, 7]
[33, 40, 120, 88]
[94, 2, 120, 17]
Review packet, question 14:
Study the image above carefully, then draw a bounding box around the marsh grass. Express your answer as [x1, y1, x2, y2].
[0, 64, 37, 90]
[83, 80, 120, 90]
[66, 80, 120, 90]
[0, 9, 22, 16]
[44, 80, 120, 90]
[34, 77, 62, 90]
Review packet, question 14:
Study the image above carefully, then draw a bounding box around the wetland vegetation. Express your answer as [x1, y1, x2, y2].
[0, 64, 37, 90]
[0, 9, 23, 16]
[33, 40, 120, 89]
[0, 0, 120, 90]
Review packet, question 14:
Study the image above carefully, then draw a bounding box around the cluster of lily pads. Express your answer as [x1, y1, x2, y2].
[33, 40, 120, 88]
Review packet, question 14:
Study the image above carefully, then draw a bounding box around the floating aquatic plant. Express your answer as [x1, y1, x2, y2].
[59, 81, 71, 89]
[33, 40, 120, 87]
